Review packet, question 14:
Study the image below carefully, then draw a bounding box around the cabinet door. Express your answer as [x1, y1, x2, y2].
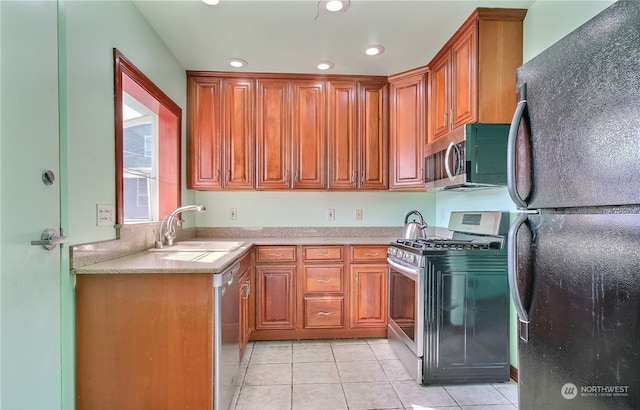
[350, 264, 388, 328]
[451, 23, 477, 130]
[291, 80, 326, 189]
[255, 266, 296, 330]
[428, 53, 451, 142]
[187, 76, 223, 189]
[359, 81, 388, 190]
[389, 73, 425, 189]
[256, 79, 291, 189]
[327, 80, 358, 190]
[224, 78, 255, 189]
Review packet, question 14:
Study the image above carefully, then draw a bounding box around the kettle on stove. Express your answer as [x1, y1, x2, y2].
[403, 210, 428, 240]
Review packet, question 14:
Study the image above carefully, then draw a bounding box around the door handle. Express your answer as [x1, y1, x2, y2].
[507, 83, 528, 209]
[508, 214, 530, 341]
[31, 228, 68, 250]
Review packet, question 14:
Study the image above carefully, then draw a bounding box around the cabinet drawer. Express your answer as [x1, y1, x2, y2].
[303, 246, 344, 262]
[303, 266, 343, 293]
[350, 245, 388, 263]
[303, 297, 344, 328]
[255, 246, 297, 263]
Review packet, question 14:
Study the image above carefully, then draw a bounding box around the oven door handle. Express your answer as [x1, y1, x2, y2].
[387, 258, 420, 277]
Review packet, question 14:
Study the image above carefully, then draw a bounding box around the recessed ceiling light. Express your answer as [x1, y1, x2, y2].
[202, 0, 221, 5]
[322, 0, 350, 13]
[228, 58, 247, 68]
[326, 0, 344, 12]
[317, 61, 334, 70]
[364, 45, 385, 56]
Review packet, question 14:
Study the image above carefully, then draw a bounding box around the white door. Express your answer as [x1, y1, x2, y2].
[1, 1, 66, 408]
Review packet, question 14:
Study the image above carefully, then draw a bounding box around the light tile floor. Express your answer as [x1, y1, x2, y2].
[231, 338, 518, 410]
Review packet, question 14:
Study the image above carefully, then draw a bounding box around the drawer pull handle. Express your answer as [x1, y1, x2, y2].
[365, 252, 379, 257]
[269, 253, 284, 257]
[316, 279, 331, 283]
[317, 311, 332, 316]
[317, 252, 331, 257]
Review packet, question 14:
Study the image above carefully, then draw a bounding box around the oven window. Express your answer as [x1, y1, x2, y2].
[389, 270, 416, 341]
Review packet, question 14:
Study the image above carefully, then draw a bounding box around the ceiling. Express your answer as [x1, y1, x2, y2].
[133, 0, 534, 77]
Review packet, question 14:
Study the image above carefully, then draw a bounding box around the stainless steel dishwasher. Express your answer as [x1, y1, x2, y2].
[214, 260, 240, 410]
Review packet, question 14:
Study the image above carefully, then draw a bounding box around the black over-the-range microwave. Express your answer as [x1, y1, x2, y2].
[424, 123, 510, 191]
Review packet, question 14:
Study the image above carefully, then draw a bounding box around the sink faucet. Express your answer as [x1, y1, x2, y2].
[156, 205, 207, 248]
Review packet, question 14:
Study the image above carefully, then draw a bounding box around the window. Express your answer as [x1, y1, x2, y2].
[114, 49, 181, 224]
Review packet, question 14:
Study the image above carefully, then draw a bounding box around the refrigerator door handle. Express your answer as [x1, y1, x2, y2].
[507, 83, 528, 209]
[508, 214, 531, 341]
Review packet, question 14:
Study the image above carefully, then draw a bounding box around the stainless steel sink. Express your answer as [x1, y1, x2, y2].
[149, 240, 245, 252]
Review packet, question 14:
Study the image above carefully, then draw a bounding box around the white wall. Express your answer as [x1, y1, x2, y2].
[65, 0, 191, 246]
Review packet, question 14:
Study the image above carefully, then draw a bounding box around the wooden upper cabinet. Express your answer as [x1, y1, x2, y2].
[187, 76, 223, 189]
[389, 69, 426, 190]
[256, 78, 326, 190]
[359, 81, 388, 190]
[328, 80, 388, 190]
[429, 25, 476, 141]
[327, 80, 358, 190]
[291, 80, 326, 189]
[256, 79, 291, 190]
[187, 74, 255, 190]
[224, 78, 255, 189]
[427, 8, 527, 144]
[450, 26, 477, 130]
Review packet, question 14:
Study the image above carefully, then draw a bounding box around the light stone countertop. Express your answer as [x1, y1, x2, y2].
[72, 236, 400, 275]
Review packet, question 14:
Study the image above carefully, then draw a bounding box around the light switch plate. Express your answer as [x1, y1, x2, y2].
[96, 204, 115, 226]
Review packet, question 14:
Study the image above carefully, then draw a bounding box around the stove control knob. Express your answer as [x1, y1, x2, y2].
[406, 254, 415, 263]
[388, 248, 396, 256]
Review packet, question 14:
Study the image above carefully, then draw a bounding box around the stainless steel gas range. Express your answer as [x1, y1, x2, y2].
[387, 211, 511, 385]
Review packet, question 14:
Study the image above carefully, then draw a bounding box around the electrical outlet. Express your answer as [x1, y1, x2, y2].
[327, 209, 335, 221]
[96, 204, 115, 226]
[230, 208, 237, 220]
[355, 209, 363, 221]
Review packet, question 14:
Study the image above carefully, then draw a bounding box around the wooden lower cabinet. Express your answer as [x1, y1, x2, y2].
[350, 264, 388, 328]
[255, 266, 296, 330]
[76, 273, 214, 410]
[350, 245, 389, 329]
[250, 244, 389, 340]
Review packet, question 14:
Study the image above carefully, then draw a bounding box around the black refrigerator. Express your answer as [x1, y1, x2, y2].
[506, 1, 640, 409]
